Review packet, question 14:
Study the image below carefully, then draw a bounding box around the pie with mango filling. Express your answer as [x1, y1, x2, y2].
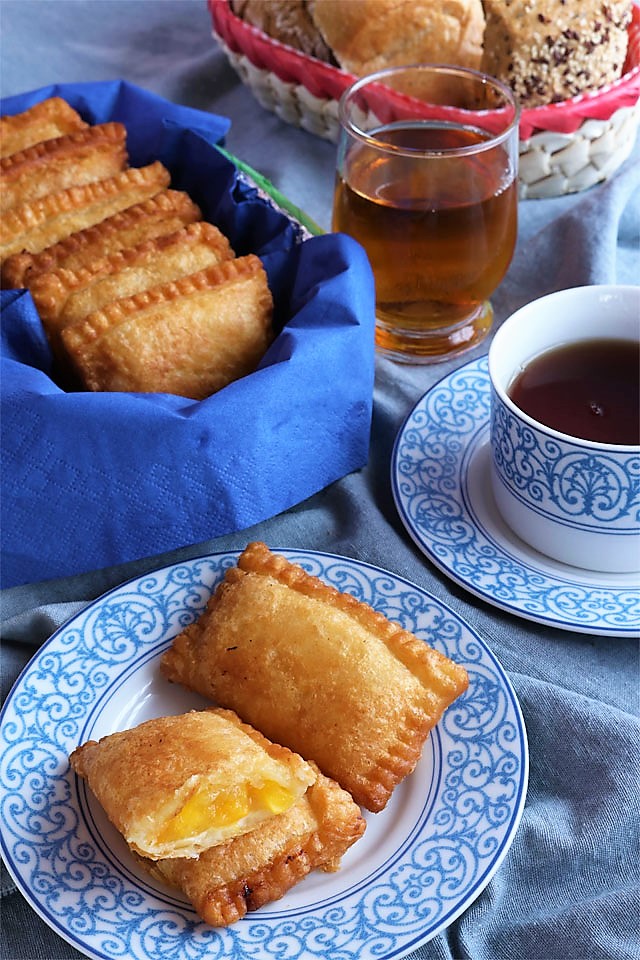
[0, 161, 170, 263]
[69, 708, 317, 860]
[60, 253, 273, 398]
[0, 122, 128, 215]
[1, 188, 202, 290]
[161, 541, 470, 813]
[0, 96, 88, 159]
[136, 766, 366, 926]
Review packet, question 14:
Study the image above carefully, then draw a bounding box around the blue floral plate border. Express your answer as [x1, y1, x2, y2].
[391, 357, 640, 637]
[0, 548, 527, 960]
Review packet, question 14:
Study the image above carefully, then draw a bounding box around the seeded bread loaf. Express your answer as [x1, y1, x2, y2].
[481, 0, 632, 107]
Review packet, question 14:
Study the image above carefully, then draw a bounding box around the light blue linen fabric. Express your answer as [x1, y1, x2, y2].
[1, 2, 639, 959]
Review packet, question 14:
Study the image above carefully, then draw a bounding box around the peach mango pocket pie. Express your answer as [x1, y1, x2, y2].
[29, 221, 234, 361]
[0, 96, 88, 158]
[0, 160, 170, 263]
[161, 542, 470, 813]
[137, 767, 365, 927]
[1, 188, 202, 290]
[70, 708, 365, 926]
[61, 253, 273, 398]
[0, 122, 128, 214]
[70, 708, 316, 860]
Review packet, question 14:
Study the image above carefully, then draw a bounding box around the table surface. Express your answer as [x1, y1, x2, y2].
[1, 3, 639, 960]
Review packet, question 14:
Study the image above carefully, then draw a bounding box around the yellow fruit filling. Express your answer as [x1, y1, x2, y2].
[253, 779, 296, 815]
[157, 779, 296, 844]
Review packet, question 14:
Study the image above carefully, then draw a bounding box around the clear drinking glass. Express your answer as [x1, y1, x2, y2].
[332, 64, 520, 363]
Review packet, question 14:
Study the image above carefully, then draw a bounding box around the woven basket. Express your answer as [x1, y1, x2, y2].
[210, 0, 640, 199]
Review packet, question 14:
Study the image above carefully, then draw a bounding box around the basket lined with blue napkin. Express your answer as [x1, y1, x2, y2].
[0, 80, 375, 588]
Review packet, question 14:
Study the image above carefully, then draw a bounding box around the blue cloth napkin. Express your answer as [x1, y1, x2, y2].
[0, 81, 376, 588]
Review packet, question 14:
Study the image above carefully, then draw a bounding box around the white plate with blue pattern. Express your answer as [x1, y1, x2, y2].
[1, 548, 527, 960]
[392, 357, 640, 637]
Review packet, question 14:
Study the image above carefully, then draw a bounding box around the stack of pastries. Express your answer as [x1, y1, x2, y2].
[0, 96, 273, 399]
[71, 542, 470, 927]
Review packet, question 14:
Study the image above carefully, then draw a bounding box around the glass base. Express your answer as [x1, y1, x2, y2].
[375, 301, 494, 364]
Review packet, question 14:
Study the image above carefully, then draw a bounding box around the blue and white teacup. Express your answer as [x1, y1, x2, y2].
[488, 285, 640, 573]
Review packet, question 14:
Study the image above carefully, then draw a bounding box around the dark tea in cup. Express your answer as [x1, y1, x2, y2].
[508, 338, 640, 445]
[488, 285, 640, 573]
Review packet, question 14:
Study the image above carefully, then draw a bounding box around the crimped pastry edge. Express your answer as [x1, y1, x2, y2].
[163, 542, 469, 813]
[29, 221, 234, 326]
[61, 253, 266, 356]
[0, 121, 127, 174]
[1, 161, 170, 237]
[1, 189, 202, 289]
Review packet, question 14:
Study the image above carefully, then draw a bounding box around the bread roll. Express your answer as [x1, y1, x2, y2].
[482, 0, 632, 107]
[230, 0, 485, 73]
[311, 0, 485, 73]
[230, 0, 335, 62]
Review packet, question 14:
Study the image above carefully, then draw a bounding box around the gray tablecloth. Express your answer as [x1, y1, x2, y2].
[1, 3, 639, 959]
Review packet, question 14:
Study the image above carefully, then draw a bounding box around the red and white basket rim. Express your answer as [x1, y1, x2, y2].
[210, 0, 640, 141]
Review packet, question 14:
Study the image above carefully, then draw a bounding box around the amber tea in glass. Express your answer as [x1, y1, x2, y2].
[333, 65, 520, 362]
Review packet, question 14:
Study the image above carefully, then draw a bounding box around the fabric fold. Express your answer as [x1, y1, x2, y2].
[0, 81, 376, 587]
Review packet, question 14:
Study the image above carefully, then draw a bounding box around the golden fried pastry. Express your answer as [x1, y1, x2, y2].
[0, 96, 88, 158]
[1, 188, 202, 289]
[0, 122, 128, 214]
[69, 708, 317, 860]
[161, 542, 470, 813]
[0, 161, 170, 264]
[136, 767, 365, 926]
[61, 254, 274, 399]
[30, 222, 234, 359]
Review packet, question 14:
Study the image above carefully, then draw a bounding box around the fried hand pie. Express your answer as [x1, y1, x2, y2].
[61, 254, 274, 398]
[1, 188, 201, 289]
[0, 122, 128, 214]
[30, 222, 234, 358]
[136, 767, 365, 926]
[0, 161, 170, 263]
[161, 542, 470, 813]
[0, 96, 88, 158]
[69, 708, 317, 861]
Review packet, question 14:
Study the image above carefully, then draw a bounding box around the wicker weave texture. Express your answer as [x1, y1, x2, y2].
[519, 102, 640, 197]
[227, 47, 341, 140]
[220, 38, 639, 199]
